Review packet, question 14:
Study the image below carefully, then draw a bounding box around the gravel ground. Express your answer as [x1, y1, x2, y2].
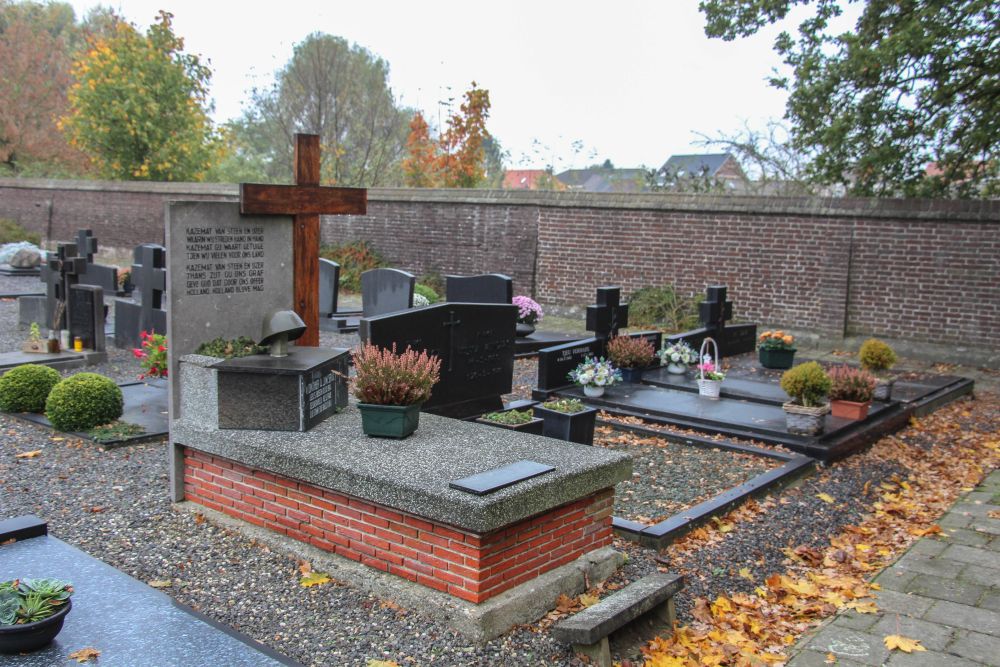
[2, 278, 997, 665]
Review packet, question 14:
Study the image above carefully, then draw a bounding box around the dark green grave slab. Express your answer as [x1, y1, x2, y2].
[642, 368, 790, 405]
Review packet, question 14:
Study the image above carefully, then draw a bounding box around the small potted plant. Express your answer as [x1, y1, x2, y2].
[476, 408, 544, 435]
[859, 338, 897, 401]
[658, 340, 698, 374]
[352, 343, 441, 438]
[133, 331, 168, 384]
[607, 335, 656, 383]
[0, 578, 74, 654]
[758, 330, 797, 369]
[696, 338, 725, 398]
[567, 356, 621, 398]
[118, 267, 133, 294]
[21, 323, 46, 354]
[780, 361, 832, 435]
[828, 365, 877, 420]
[533, 398, 598, 445]
[512, 295, 543, 337]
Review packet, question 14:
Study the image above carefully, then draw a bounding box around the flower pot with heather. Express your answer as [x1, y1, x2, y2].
[607, 335, 656, 384]
[829, 365, 876, 420]
[352, 343, 441, 438]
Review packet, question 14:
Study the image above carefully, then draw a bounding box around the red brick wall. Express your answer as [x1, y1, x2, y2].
[2, 179, 997, 349]
[182, 448, 614, 604]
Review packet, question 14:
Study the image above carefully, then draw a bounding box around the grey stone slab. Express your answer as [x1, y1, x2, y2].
[939, 528, 993, 548]
[939, 512, 975, 529]
[0, 534, 295, 666]
[948, 630, 1000, 666]
[943, 543, 1000, 568]
[886, 649, 983, 667]
[904, 574, 985, 606]
[970, 518, 1000, 536]
[788, 649, 869, 667]
[909, 539, 949, 557]
[895, 552, 967, 579]
[874, 589, 935, 617]
[805, 626, 890, 666]
[958, 564, 1000, 589]
[361, 267, 414, 317]
[923, 600, 1000, 636]
[175, 357, 632, 534]
[982, 591, 1000, 612]
[0, 349, 87, 373]
[872, 613, 958, 651]
[875, 568, 920, 592]
[166, 201, 294, 422]
[952, 502, 1000, 518]
[962, 491, 996, 504]
[836, 609, 881, 631]
[551, 572, 683, 646]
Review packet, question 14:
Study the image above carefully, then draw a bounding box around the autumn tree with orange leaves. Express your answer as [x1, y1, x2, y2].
[403, 82, 494, 188]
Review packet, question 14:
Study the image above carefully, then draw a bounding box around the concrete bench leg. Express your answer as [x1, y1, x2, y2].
[572, 636, 611, 667]
[653, 597, 676, 628]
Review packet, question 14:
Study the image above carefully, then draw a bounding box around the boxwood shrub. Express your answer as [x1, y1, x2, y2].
[45, 373, 123, 431]
[0, 364, 62, 413]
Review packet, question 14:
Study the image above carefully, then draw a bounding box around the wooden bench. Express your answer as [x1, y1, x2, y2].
[552, 572, 684, 667]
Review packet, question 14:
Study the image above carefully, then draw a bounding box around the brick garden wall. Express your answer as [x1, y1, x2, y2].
[183, 448, 614, 603]
[1, 178, 997, 349]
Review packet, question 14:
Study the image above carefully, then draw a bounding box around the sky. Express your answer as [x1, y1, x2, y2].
[63, 1, 859, 172]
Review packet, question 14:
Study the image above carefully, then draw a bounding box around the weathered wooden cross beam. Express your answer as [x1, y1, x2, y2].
[240, 133, 367, 346]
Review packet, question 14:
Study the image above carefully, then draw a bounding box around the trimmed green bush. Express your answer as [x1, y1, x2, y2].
[414, 283, 440, 304]
[0, 364, 62, 413]
[0, 219, 41, 246]
[45, 373, 123, 431]
[780, 362, 832, 407]
[858, 338, 897, 373]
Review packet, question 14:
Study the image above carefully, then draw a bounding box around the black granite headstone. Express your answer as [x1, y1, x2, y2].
[586, 286, 629, 347]
[360, 302, 517, 418]
[35, 243, 86, 330]
[361, 268, 415, 318]
[319, 258, 340, 317]
[75, 229, 119, 294]
[215, 348, 349, 432]
[114, 244, 168, 349]
[535, 337, 603, 391]
[68, 284, 105, 351]
[668, 285, 757, 357]
[445, 273, 513, 304]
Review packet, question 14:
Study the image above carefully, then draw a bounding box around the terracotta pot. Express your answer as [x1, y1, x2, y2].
[831, 399, 871, 421]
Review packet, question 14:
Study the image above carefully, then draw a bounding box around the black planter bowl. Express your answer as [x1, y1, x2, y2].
[0, 598, 72, 654]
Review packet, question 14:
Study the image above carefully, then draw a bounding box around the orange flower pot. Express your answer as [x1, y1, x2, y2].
[831, 399, 871, 421]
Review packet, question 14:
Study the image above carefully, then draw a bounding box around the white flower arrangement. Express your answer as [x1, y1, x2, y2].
[412, 293, 430, 307]
[567, 356, 622, 388]
[658, 340, 698, 366]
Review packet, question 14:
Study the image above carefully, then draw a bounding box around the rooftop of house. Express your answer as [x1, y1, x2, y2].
[660, 153, 737, 178]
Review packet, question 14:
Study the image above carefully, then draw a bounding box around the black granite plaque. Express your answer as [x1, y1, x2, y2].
[449, 460, 555, 495]
[445, 273, 513, 304]
[68, 284, 105, 351]
[215, 347, 349, 431]
[536, 337, 602, 391]
[360, 302, 517, 418]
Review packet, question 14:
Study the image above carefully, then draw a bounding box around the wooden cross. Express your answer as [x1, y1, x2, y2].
[240, 133, 367, 346]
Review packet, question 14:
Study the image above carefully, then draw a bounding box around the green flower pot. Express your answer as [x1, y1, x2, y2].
[759, 347, 796, 369]
[358, 402, 422, 438]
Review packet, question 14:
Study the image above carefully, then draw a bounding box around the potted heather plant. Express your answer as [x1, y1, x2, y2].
[780, 362, 832, 435]
[512, 295, 543, 337]
[352, 343, 441, 438]
[0, 578, 74, 654]
[533, 398, 598, 445]
[567, 356, 621, 398]
[828, 365, 877, 420]
[476, 408, 544, 435]
[607, 335, 656, 383]
[758, 330, 797, 369]
[859, 338, 898, 401]
[658, 340, 697, 374]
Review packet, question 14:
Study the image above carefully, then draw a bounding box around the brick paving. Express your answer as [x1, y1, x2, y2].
[787, 469, 1000, 667]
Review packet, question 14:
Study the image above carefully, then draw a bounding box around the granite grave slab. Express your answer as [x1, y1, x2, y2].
[360, 302, 517, 418]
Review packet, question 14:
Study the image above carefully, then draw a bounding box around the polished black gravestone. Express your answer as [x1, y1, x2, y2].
[319, 259, 362, 332]
[360, 302, 517, 419]
[449, 460, 555, 495]
[215, 348, 349, 432]
[666, 285, 757, 357]
[19, 243, 87, 329]
[114, 243, 167, 349]
[445, 273, 513, 304]
[74, 229, 120, 294]
[586, 286, 629, 345]
[0, 520, 296, 666]
[68, 284, 105, 352]
[533, 330, 662, 397]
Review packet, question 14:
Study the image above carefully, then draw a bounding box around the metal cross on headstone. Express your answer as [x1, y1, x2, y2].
[442, 309, 463, 372]
[240, 133, 367, 346]
[75, 229, 98, 264]
[698, 285, 733, 337]
[586, 286, 629, 345]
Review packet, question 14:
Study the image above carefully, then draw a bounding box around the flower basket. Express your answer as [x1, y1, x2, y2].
[759, 347, 796, 369]
[782, 401, 830, 435]
[358, 402, 422, 438]
[697, 338, 723, 399]
[831, 399, 870, 421]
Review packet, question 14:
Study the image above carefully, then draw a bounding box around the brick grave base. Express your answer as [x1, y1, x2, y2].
[183, 448, 614, 603]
